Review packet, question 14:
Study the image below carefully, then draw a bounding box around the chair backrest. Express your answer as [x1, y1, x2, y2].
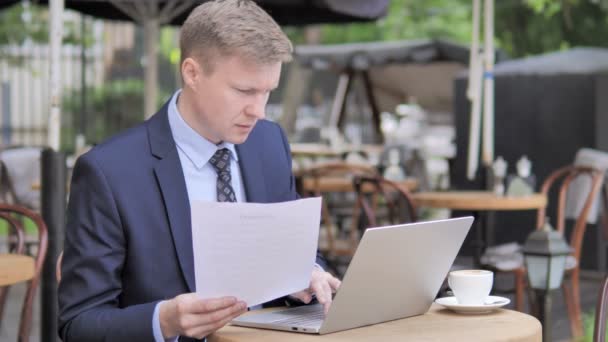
[0, 212, 26, 254]
[299, 162, 378, 257]
[536, 165, 604, 262]
[0, 204, 48, 342]
[0, 211, 26, 326]
[568, 148, 608, 224]
[300, 162, 378, 196]
[352, 175, 417, 228]
[595, 275, 608, 342]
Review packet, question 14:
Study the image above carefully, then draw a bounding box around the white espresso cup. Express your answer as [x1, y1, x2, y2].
[448, 269, 493, 305]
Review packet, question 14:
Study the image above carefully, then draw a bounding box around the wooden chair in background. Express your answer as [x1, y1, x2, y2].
[299, 162, 378, 266]
[491, 165, 603, 338]
[0, 204, 48, 342]
[0, 211, 26, 325]
[352, 175, 417, 228]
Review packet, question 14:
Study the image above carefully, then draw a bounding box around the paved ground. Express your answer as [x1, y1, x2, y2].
[1, 259, 604, 341]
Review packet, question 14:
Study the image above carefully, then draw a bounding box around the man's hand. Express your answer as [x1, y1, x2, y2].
[290, 268, 341, 314]
[159, 293, 247, 339]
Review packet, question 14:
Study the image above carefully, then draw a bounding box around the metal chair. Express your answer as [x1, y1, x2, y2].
[0, 204, 48, 342]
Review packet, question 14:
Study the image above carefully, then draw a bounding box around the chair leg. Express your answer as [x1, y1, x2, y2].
[0, 286, 9, 324]
[562, 275, 583, 339]
[514, 269, 526, 312]
[570, 271, 583, 338]
[19, 279, 37, 342]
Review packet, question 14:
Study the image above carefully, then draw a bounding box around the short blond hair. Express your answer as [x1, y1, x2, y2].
[180, 0, 293, 73]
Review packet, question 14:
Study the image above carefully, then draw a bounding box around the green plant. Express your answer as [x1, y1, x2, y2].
[581, 310, 608, 342]
[284, 0, 608, 58]
[61, 79, 170, 151]
[0, 216, 37, 235]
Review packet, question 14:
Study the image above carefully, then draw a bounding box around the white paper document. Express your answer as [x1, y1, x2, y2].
[190, 197, 322, 306]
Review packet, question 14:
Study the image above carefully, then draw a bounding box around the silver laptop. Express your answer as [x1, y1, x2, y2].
[231, 216, 473, 334]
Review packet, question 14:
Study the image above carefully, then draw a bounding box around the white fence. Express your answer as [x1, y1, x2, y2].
[0, 43, 104, 147]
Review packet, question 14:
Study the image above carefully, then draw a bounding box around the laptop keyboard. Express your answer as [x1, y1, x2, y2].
[270, 305, 326, 327]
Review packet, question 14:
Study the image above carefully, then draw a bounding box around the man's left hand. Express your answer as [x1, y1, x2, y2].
[290, 268, 341, 314]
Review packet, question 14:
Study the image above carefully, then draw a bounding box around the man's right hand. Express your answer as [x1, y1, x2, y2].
[159, 293, 247, 339]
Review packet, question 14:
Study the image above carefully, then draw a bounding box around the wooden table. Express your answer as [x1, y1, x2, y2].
[302, 177, 418, 193]
[290, 143, 383, 159]
[210, 304, 541, 342]
[412, 191, 547, 211]
[412, 191, 547, 265]
[0, 253, 35, 286]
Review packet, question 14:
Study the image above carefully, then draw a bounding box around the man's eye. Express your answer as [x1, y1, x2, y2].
[238, 88, 255, 95]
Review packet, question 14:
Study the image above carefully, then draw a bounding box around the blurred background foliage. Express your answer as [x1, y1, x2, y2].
[3, 0, 606, 57]
[285, 0, 608, 58]
[0, 1, 92, 47]
[61, 79, 170, 150]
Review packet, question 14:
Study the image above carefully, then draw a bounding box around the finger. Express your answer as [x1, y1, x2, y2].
[181, 301, 247, 332]
[184, 304, 247, 339]
[194, 296, 239, 313]
[311, 279, 332, 308]
[320, 279, 334, 315]
[199, 301, 248, 325]
[328, 276, 341, 292]
[290, 290, 313, 304]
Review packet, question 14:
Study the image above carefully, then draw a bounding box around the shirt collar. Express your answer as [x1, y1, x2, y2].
[167, 89, 238, 170]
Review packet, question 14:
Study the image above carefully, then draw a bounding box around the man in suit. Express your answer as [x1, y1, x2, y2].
[57, 1, 341, 341]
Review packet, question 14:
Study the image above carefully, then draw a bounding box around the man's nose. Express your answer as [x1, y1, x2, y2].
[246, 94, 267, 119]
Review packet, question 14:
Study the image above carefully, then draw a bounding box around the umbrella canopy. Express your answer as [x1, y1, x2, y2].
[32, 0, 389, 26]
[292, 39, 471, 142]
[295, 39, 470, 71]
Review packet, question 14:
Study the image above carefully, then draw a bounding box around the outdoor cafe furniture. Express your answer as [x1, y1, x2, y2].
[300, 173, 417, 194]
[411, 190, 547, 266]
[210, 304, 542, 342]
[491, 166, 602, 338]
[0, 254, 34, 287]
[352, 175, 417, 228]
[299, 162, 379, 259]
[0, 204, 48, 342]
[290, 143, 384, 159]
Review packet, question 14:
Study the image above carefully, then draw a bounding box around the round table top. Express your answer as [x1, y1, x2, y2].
[290, 143, 384, 158]
[412, 191, 547, 211]
[302, 177, 418, 193]
[0, 253, 35, 286]
[210, 304, 541, 342]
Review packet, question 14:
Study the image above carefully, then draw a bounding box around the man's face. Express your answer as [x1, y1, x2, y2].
[185, 55, 282, 144]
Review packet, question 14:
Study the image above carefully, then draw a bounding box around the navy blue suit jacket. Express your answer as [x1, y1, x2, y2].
[58, 101, 319, 341]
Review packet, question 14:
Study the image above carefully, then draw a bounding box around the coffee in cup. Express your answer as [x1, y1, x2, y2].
[448, 269, 493, 305]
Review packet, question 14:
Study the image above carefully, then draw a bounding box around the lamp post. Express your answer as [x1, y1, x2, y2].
[522, 218, 571, 342]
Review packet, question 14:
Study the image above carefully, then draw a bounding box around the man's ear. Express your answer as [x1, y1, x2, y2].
[181, 57, 200, 90]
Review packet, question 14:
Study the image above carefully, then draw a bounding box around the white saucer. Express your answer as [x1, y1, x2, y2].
[434, 296, 510, 314]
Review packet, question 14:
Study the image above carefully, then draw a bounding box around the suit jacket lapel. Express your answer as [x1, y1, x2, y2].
[147, 105, 195, 292]
[236, 137, 268, 203]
